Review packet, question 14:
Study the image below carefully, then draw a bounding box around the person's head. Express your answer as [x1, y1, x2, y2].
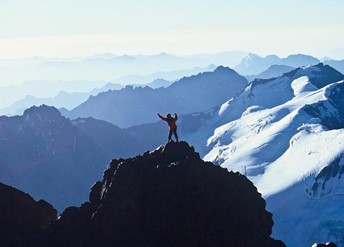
[167, 113, 171, 118]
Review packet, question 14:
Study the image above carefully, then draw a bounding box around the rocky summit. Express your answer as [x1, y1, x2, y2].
[40, 141, 285, 247]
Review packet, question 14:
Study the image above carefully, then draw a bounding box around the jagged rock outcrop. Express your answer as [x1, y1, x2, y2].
[0, 182, 57, 247]
[42, 141, 285, 247]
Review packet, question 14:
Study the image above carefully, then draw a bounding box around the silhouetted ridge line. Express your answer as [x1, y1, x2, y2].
[40, 141, 285, 247]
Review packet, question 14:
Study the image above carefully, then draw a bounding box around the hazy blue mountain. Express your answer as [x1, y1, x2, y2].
[245, 65, 295, 82]
[0, 64, 217, 116]
[234, 54, 280, 75]
[116, 64, 217, 85]
[0, 80, 109, 109]
[0, 105, 145, 212]
[0, 91, 90, 116]
[0, 52, 247, 88]
[235, 53, 320, 75]
[0, 52, 247, 109]
[145, 78, 173, 88]
[0, 82, 124, 116]
[64, 66, 248, 128]
[89, 82, 124, 93]
[184, 51, 248, 68]
[324, 59, 344, 74]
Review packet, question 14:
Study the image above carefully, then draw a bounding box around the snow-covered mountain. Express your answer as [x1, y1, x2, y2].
[182, 63, 344, 246]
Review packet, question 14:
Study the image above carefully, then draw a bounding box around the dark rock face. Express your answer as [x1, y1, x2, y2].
[0, 182, 57, 247]
[43, 141, 285, 247]
[303, 80, 344, 130]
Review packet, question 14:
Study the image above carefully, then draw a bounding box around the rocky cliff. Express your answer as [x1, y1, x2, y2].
[41, 141, 285, 247]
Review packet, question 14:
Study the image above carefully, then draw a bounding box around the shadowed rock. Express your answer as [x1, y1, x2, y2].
[43, 141, 285, 247]
[0, 182, 57, 247]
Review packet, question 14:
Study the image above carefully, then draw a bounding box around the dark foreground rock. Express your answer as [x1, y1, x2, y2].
[41, 141, 285, 247]
[0, 182, 57, 247]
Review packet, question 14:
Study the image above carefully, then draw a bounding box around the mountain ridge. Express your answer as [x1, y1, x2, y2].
[64, 66, 248, 128]
[235, 53, 320, 75]
[0, 105, 146, 211]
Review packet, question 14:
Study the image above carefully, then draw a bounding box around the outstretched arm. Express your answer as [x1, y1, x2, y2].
[174, 113, 178, 121]
[158, 113, 167, 121]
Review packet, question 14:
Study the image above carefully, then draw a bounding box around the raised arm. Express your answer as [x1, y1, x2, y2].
[158, 113, 167, 121]
[174, 113, 178, 121]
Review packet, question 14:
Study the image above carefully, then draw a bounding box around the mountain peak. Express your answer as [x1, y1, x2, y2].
[42, 141, 285, 247]
[287, 63, 344, 88]
[214, 65, 236, 74]
[159, 140, 201, 162]
[246, 53, 261, 59]
[23, 105, 62, 121]
[23, 105, 61, 117]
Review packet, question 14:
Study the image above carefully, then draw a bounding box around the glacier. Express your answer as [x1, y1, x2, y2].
[184, 63, 344, 246]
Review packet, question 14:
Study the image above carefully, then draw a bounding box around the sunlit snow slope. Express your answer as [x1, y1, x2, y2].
[184, 63, 344, 247]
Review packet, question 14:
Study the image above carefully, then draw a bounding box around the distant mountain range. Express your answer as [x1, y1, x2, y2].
[0, 65, 216, 115]
[115, 64, 217, 85]
[0, 51, 247, 87]
[0, 105, 146, 212]
[234, 53, 320, 75]
[0, 83, 124, 116]
[235, 53, 344, 79]
[1, 52, 343, 115]
[63, 66, 249, 128]
[0, 80, 109, 110]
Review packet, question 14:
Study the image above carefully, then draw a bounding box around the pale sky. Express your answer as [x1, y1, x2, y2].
[0, 0, 344, 59]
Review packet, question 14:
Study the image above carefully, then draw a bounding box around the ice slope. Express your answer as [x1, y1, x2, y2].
[268, 168, 344, 247]
[183, 63, 344, 246]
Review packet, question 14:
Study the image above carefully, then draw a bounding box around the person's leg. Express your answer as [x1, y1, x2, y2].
[174, 128, 179, 142]
[168, 129, 173, 141]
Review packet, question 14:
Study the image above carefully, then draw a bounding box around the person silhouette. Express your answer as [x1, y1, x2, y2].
[158, 113, 179, 142]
